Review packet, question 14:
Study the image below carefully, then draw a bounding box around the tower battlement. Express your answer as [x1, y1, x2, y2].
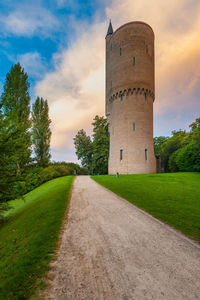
[106, 21, 156, 174]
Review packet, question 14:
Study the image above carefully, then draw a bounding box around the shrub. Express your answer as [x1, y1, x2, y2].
[10, 162, 87, 202]
[175, 141, 200, 172]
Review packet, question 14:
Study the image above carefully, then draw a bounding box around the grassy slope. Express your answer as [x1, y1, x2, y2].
[0, 176, 73, 300]
[92, 173, 200, 242]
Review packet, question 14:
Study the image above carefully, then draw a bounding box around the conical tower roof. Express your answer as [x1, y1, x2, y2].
[106, 20, 113, 36]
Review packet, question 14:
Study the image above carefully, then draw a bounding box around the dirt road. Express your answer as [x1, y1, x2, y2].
[45, 176, 200, 300]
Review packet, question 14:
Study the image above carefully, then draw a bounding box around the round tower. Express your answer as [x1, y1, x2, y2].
[105, 21, 156, 174]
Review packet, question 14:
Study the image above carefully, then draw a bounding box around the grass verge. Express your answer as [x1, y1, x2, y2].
[92, 173, 200, 243]
[0, 176, 73, 300]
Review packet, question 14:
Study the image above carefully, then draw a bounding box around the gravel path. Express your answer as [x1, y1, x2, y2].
[45, 176, 200, 300]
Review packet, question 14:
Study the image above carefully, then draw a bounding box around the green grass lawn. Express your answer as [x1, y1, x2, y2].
[0, 176, 73, 300]
[92, 173, 200, 243]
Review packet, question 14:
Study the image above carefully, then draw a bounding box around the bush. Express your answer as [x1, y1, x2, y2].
[168, 151, 179, 172]
[173, 141, 200, 172]
[23, 168, 43, 193]
[17, 162, 87, 197]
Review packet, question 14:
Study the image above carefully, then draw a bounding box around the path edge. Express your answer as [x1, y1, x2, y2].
[31, 176, 76, 300]
[91, 176, 200, 250]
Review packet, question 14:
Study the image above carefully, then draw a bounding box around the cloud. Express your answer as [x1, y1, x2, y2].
[51, 148, 78, 163]
[35, 21, 105, 150]
[0, 5, 59, 37]
[17, 52, 47, 79]
[35, 0, 200, 161]
[56, 0, 78, 9]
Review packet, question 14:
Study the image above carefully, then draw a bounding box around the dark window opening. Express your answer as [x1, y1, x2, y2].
[145, 149, 148, 160]
[120, 149, 123, 161]
[133, 122, 135, 131]
[133, 56, 135, 65]
[120, 47, 122, 56]
[107, 122, 110, 133]
[121, 94, 123, 102]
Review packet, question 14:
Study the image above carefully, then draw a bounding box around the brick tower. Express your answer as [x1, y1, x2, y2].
[105, 21, 156, 174]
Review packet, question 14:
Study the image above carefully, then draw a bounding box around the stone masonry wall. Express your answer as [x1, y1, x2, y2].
[106, 21, 156, 174]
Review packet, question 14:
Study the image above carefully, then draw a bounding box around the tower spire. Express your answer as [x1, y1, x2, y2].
[106, 20, 113, 36]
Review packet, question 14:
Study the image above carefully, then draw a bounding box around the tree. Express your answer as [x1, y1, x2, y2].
[189, 117, 200, 146]
[160, 130, 188, 172]
[92, 115, 109, 174]
[32, 97, 51, 167]
[74, 116, 109, 174]
[0, 63, 31, 175]
[0, 112, 23, 220]
[153, 136, 169, 156]
[169, 118, 200, 172]
[74, 129, 93, 173]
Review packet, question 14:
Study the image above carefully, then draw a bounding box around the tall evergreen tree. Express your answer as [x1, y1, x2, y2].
[0, 63, 31, 175]
[32, 97, 51, 167]
[0, 111, 23, 220]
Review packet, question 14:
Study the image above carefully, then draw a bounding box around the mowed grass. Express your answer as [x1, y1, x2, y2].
[0, 176, 73, 300]
[92, 173, 200, 243]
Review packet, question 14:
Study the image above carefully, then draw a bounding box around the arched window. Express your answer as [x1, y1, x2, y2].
[133, 122, 135, 131]
[120, 47, 122, 56]
[133, 56, 135, 65]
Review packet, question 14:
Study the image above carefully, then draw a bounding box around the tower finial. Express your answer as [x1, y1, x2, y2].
[106, 20, 113, 36]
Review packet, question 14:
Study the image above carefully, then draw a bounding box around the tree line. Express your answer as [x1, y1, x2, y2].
[0, 63, 52, 217]
[74, 116, 200, 174]
[0, 63, 84, 220]
[154, 118, 200, 172]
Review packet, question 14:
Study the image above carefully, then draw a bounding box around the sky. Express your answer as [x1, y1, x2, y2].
[0, 0, 200, 162]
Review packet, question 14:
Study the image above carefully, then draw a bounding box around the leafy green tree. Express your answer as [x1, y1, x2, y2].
[189, 117, 200, 145]
[153, 136, 169, 156]
[74, 129, 93, 173]
[0, 63, 31, 175]
[32, 97, 51, 167]
[160, 130, 188, 172]
[169, 118, 200, 172]
[170, 141, 200, 172]
[92, 115, 109, 174]
[74, 116, 109, 174]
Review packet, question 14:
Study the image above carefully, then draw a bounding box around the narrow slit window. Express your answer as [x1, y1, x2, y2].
[120, 47, 122, 56]
[133, 122, 135, 131]
[120, 149, 123, 161]
[121, 94, 124, 102]
[133, 56, 135, 65]
[145, 148, 148, 160]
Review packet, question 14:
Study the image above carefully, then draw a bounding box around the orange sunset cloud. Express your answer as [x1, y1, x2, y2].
[35, 0, 200, 161]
